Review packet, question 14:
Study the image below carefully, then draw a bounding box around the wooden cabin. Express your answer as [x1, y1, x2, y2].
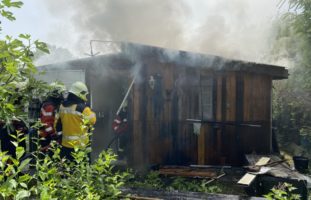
[38, 42, 288, 168]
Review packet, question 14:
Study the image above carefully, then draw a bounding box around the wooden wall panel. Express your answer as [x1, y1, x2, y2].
[226, 72, 237, 121]
[216, 76, 223, 122]
[130, 62, 273, 168]
[216, 75, 225, 164]
[131, 82, 145, 168]
[144, 62, 174, 165]
[224, 72, 241, 165]
[241, 73, 272, 154]
[136, 62, 200, 166]
[198, 124, 206, 165]
[162, 64, 173, 122]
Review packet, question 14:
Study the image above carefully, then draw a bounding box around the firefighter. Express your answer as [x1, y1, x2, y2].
[57, 81, 96, 161]
[111, 102, 129, 155]
[39, 82, 66, 154]
[112, 104, 129, 135]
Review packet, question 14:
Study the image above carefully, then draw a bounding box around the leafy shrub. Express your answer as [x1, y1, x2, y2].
[0, 139, 129, 199]
[38, 145, 129, 199]
[129, 171, 222, 194]
[0, 119, 128, 199]
[129, 171, 164, 190]
[264, 183, 300, 200]
[168, 176, 222, 193]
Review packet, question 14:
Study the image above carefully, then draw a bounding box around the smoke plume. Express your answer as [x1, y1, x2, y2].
[44, 0, 282, 63]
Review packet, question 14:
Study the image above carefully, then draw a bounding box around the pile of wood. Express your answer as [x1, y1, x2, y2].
[238, 154, 309, 200]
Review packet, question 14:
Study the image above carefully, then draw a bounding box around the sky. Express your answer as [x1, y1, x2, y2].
[1, 0, 286, 65]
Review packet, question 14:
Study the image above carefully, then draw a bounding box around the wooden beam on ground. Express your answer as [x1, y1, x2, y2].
[158, 167, 217, 178]
[121, 187, 265, 200]
[205, 173, 226, 184]
[123, 195, 163, 200]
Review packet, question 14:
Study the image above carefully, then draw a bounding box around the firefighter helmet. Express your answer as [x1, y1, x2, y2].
[48, 82, 66, 98]
[69, 81, 88, 101]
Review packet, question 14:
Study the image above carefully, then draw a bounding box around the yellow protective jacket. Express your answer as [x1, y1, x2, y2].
[59, 103, 96, 148]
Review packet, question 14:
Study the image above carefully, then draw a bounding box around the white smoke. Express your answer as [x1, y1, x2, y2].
[43, 0, 283, 64]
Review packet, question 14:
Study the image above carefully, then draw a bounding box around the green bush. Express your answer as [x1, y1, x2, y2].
[129, 171, 222, 194]
[264, 183, 300, 200]
[0, 139, 129, 199]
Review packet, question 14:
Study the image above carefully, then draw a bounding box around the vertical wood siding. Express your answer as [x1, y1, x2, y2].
[130, 63, 273, 167]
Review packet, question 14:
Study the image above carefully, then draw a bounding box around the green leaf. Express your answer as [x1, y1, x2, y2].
[40, 188, 52, 200]
[18, 158, 31, 172]
[18, 34, 30, 40]
[20, 182, 27, 189]
[5, 103, 15, 112]
[2, 0, 12, 7]
[10, 1, 23, 8]
[0, 10, 15, 20]
[9, 179, 17, 188]
[39, 171, 46, 181]
[34, 40, 49, 54]
[15, 146, 25, 160]
[5, 62, 18, 75]
[16, 190, 30, 199]
[18, 173, 32, 182]
[11, 141, 18, 147]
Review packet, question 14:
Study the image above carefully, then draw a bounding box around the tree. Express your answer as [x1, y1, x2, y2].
[0, 0, 49, 126]
[271, 0, 311, 155]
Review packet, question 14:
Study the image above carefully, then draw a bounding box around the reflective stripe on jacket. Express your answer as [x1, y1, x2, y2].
[59, 103, 96, 148]
[40, 102, 57, 138]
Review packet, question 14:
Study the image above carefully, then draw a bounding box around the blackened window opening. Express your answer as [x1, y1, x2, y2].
[200, 75, 214, 120]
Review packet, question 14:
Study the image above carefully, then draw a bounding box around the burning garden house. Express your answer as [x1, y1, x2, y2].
[38, 42, 288, 168]
[39, 43, 311, 198]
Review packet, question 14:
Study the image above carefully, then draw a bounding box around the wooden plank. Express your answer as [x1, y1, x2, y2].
[144, 62, 176, 165]
[132, 78, 145, 168]
[243, 73, 251, 121]
[226, 72, 236, 121]
[205, 124, 217, 164]
[198, 124, 206, 165]
[225, 72, 240, 165]
[133, 83, 141, 121]
[126, 195, 162, 200]
[236, 73, 244, 122]
[146, 121, 159, 164]
[216, 75, 223, 122]
[180, 68, 199, 165]
[163, 64, 173, 122]
[237, 173, 257, 186]
[241, 74, 273, 154]
[242, 73, 258, 153]
[220, 76, 227, 164]
[235, 73, 244, 165]
[255, 157, 271, 166]
[266, 76, 272, 152]
[253, 74, 267, 120]
[132, 121, 144, 168]
[158, 168, 217, 178]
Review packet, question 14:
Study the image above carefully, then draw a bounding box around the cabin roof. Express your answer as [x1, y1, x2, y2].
[39, 42, 288, 80]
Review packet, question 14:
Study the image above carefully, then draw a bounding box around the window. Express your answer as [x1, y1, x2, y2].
[200, 76, 214, 120]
